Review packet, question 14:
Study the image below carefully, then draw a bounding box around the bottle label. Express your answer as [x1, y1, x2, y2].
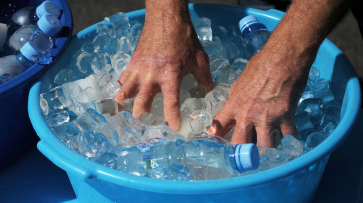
[146, 160, 159, 173]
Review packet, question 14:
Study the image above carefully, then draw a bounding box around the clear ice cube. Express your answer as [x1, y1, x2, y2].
[46, 109, 70, 127]
[192, 17, 212, 41]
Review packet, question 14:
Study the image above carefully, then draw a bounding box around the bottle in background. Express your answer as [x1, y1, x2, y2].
[239, 15, 271, 59]
[0, 41, 43, 85]
[6, 0, 60, 37]
[5, 13, 62, 55]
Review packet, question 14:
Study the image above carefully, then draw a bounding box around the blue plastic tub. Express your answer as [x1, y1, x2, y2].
[0, 0, 73, 168]
[28, 4, 361, 203]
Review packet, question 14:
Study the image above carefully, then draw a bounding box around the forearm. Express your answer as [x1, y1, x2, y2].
[264, 0, 355, 65]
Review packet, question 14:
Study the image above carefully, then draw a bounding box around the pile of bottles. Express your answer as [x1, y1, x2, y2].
[39, 12, 342, 180]
[0, 0, 63, 85]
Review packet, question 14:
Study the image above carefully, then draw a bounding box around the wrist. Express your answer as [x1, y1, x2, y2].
[145, 0, 191, 26]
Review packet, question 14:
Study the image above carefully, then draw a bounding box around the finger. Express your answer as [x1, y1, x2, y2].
[161, 76, 182, 132]
[132, 82, 159, 118]
[280, 121, 298, 138]
[114, 79, 139, 105]
[255, 125, 275, 148]
[192, 53, 214, 92]
[207, 108, 235, 137]
[118, 66, 133, 85]
[230, 121, 255, 144]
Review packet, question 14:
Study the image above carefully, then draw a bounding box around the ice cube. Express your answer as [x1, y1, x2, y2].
[97, 53, 112, 72]
[143, 124, 174, 142]
[111, 52, 131, 75]
[298, 87, 314, 106]
[323, 105, 340, 124]
[128, 22, 143, 46]
[304, 132, 327, 151]
[137, 112, 165, 126]
[72, 108, 107, 131]
[62, 82, 87, 103]
[66, 102, 101, 116]
[94, 126, 119, 146]
[210, 58, 230, 72]
[201, 41, 228, 62]
[45, 109, 69, 127]
[180, 88, 191, 104]
[260, 147, 289, 169]
[40, 86, 70, 115]
[81, 42, 95, 53]
[308, 66, 320, 81]
[281, 135, 303, 157]
[294, 112, 315, 133]
[98, 99, 118, 116]
[118, 125, 144, 146]
[232, 58, 248, 77]
[84, 87, 98, 102]
[75, 51, 100, 75]
[52, 122, 80, 147]
[71, 130, 114, 159]
[100, 78, 121, 99]
[181, 74, 198, 91]
[212, 26, 228, 41]
[94, 152, 117, 169]
[117, 36, 134, 56]
[212, 100, 227, 117]
[150, 98, 164, 118]
[211, 65, 236, 85]
[189, 110, 212, 133]
[314, 87, 335, 103]
[181, 98, 212, 118]
[204, 83, 230, 106]
[105, 12, 130, 35]
[223, 42, 240, 62]
[97, 24, 111, 36]
[192, 17, 212, 41]
[93, 34, 113, 54]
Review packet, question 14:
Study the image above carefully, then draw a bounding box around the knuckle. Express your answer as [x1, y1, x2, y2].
[163, 97, 180, 110]
[116, 88, 127, 100]
[134, 95, 149, 106]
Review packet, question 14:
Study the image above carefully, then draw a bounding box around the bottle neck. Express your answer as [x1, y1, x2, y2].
[225, 143, 239, 172]
[13, 53, 35, 69]
[240, 23, 268, 39]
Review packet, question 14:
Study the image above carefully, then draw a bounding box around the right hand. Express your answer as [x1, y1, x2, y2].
[114, 0, 214, 131]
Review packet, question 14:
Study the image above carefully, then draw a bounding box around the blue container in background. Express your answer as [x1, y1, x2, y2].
[0, 0, 73, 168]
[28, 4, 361, 203]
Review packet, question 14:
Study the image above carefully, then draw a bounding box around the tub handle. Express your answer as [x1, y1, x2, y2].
[37, 140, 94, 180]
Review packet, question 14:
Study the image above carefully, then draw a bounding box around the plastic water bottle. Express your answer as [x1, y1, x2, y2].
[6, 1, 61, 37]
[239, 15, 271, 58]
[5, 13, 62, 55]
[117, 137, 260, 178]
[0, 41, 44, 85]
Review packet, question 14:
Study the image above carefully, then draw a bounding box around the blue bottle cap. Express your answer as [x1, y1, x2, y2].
[234, 143, 260, 172]
[20, 42, 42, 62]
[37, 13, 62, 37]
[36, 1, 61, 19]
[239, 15, 259, 33]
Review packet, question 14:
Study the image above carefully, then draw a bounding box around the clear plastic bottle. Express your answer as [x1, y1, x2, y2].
[0, 41, 42, 85]
[117, 136, 260, 178]
[239, 15, 271, 58]
[6, 0, 60, 37]
[5, 13, 62, 55]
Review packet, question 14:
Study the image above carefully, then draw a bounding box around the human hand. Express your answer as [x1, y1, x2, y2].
[114, 1, 214, 131]
[207, 39, 317, 147]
